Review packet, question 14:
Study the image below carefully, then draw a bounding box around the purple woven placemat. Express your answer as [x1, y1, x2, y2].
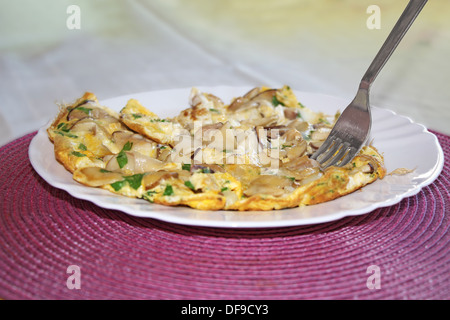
[0, 131, 448, 300]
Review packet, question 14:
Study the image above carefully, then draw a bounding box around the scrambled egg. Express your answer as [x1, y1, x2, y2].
[47, 86, 386, 211]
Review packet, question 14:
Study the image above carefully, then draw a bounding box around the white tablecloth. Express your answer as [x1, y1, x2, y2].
[1, 0, 449, 147]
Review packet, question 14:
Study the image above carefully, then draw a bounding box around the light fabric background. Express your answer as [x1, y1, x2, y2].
[1, 0, 449, 147]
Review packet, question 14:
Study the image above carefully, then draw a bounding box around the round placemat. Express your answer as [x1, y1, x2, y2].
[0, 131, 448, 300]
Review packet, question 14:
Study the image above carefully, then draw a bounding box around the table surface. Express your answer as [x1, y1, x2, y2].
[0, 0, 449, 300]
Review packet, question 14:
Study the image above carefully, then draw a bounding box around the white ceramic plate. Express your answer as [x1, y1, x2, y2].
[29, 87, 444, 228]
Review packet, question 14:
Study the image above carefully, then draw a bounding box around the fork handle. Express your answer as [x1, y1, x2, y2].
[360, 0, 427, 89]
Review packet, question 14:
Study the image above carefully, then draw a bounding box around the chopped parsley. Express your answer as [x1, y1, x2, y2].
[54, 130, 78, 139]
[143, 190, 158, 203]
[73, 106, 92, 115]
[163, 184, 174, 196]
[220, 187, 229, 192]
[78, 143, 87, 151]
[71, 151, 86, 157]
[132, 114, 142, 119]
[110, 180, 126, 191]
[272, 96, 285, 107]
[124, 173, 145, 190]
[184, 181, 195, 190]
[182, 163, 191, 171]
[117, 141, 133, 169]
[110, 173, 144, 191]
[150, 119, 168, 123]
[57, 122, 70, 132]
[54, 123, 78, 138]
[209, 108, 220, 113]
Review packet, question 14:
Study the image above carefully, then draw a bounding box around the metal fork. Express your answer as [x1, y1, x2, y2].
[311, 0, 427, 169]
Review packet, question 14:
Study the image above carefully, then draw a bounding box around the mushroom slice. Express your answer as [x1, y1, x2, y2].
[264, 125, 290, 139]
[287, 119, 309, 132]
[143, 171, 179, 190]
[201, 122, 224, 133]
[310, 127, 331, 141]
[68, 117, 100, 133]
[134, 153, 165, 173]
[279, 166, 321, 183]
[283, 108, 300, 120]
[224, 164, 261, 187]
[95, 115, 125, 133]
[105, 152, 165, 174]
[242, 114, 278, 127]
[228, 87, 261, 111]
[286, 140, 307, 160]
[66, 104, 95, 121]
[244, 175, 293, 197]
[111, 131, 158, 157]
[204, 93, 225, 109]
[281, 128, 303, 143]
[67, 104, 113, 122]
[349, 154, 379, 175]
[282, 155, 320, 171]
[74, 167, 124, 187]
[228, 89, 277, 112]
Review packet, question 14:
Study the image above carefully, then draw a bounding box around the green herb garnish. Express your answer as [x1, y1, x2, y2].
[110, 180, 126, 191]
[116, 153, 128, 169]
[74, 106, 92, 115]
[184, 181, 195, 190]
[78, 143, 87, 151]
[124, 174, 144, 190]
[54, 130, 78, 139]
[117, 141, 133, 169]
[57, 122, 70, 132]
[163, 184, 174, 196]
[182, 163, 191, 171]
[110, 173, 144, 191]
[150, 119, 167, 123]
[272, 96, 285, 107]
[71, 151, 86, 157]
[143, 190, 158, 203]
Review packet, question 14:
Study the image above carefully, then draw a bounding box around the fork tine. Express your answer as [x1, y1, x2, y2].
[321, 142, 350, 168]
[337, 146, 358, 167]
[310, 140, 332, 161]
[315, 139, 342, 165]
[310, 137, 338, 162]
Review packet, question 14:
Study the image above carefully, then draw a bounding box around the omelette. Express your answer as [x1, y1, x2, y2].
[47, 86, 386, 211]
